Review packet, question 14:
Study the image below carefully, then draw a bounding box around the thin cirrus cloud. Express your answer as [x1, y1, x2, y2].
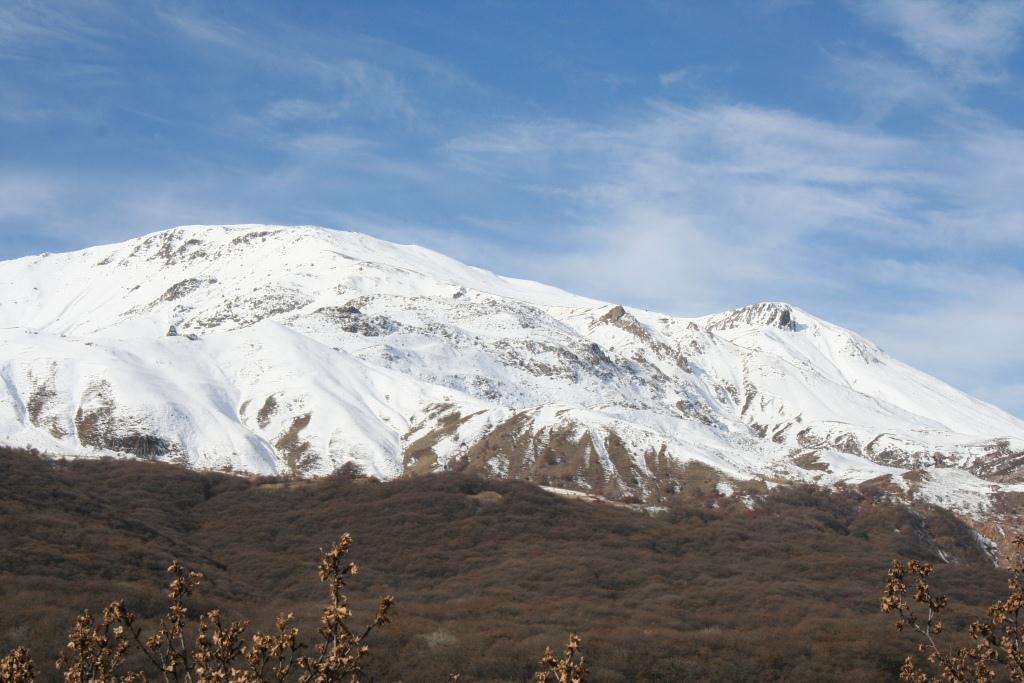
[0, 0, 112, 52]
[155, 8, 421, 121]
[658, 68, 689, 87]
[851, 0, 1024, 81]
[265, 99, 343, 121]
[447, 106, 867, 300]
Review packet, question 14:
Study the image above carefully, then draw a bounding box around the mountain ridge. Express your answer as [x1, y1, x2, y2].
[2, 224, 1023, 540]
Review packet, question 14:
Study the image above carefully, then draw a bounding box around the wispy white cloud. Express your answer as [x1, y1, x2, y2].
[851, 0, 1024, 82]
[861, 260, 1024, 416]
[658, 68, 689, 87]
[0, 173, 59, 221]
[760, 0, 810, 14]
[265, 99, 340, 121]
[0, 1, 129, 126]
[0, 0, 113, 52]
[0, 170, 256, 253]
[280, 134, 374, 155]
[448, 104, 924, 242]
[156, 8, 415, 119]
[156, 6, 475, 122]
[826, 51, 963, 124]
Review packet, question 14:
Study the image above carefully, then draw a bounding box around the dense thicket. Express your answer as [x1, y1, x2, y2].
[0, 448, 1009, 682]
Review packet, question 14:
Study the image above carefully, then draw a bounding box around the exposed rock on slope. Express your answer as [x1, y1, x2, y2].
[1, 225, 1023, 536]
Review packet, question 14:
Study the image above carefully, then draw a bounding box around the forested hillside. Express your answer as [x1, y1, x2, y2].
[0, 448, 1007, 682]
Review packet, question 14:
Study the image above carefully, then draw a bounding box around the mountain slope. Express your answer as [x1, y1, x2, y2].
[0, 448, 1006, 683]
[2, 224, 1023, 527]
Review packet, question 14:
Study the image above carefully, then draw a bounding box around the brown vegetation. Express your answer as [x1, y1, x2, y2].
[1, 531, 397, 682]
[1, 526, 578, 682]
[0, 447, 1012, 681]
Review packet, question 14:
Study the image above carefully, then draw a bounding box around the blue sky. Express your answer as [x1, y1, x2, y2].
[2, 1, 1023, 417]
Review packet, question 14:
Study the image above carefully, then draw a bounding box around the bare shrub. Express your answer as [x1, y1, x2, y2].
[1, 648, 36, 683]
[534, 634, 588, 682]
[882, 535, 1024, 681]
[1, 530, 582, 683]
[45, 534, 392, 683]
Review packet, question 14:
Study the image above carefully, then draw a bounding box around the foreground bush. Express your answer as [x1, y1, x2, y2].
[883, 535, 1024, 682]
[0, 533, 584, 683]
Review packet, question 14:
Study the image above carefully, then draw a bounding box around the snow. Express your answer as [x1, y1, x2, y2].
[2, 224, 1023, 519]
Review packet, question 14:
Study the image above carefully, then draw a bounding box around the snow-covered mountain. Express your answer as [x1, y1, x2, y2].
[2, 225, 1022, 534]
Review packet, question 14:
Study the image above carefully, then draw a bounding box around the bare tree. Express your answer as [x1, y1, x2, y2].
[882, 535, 1024, 682]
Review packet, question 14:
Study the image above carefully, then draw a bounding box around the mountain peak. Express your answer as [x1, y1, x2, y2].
[599, 304, 628, 323]
[704, 302, 802, 332]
